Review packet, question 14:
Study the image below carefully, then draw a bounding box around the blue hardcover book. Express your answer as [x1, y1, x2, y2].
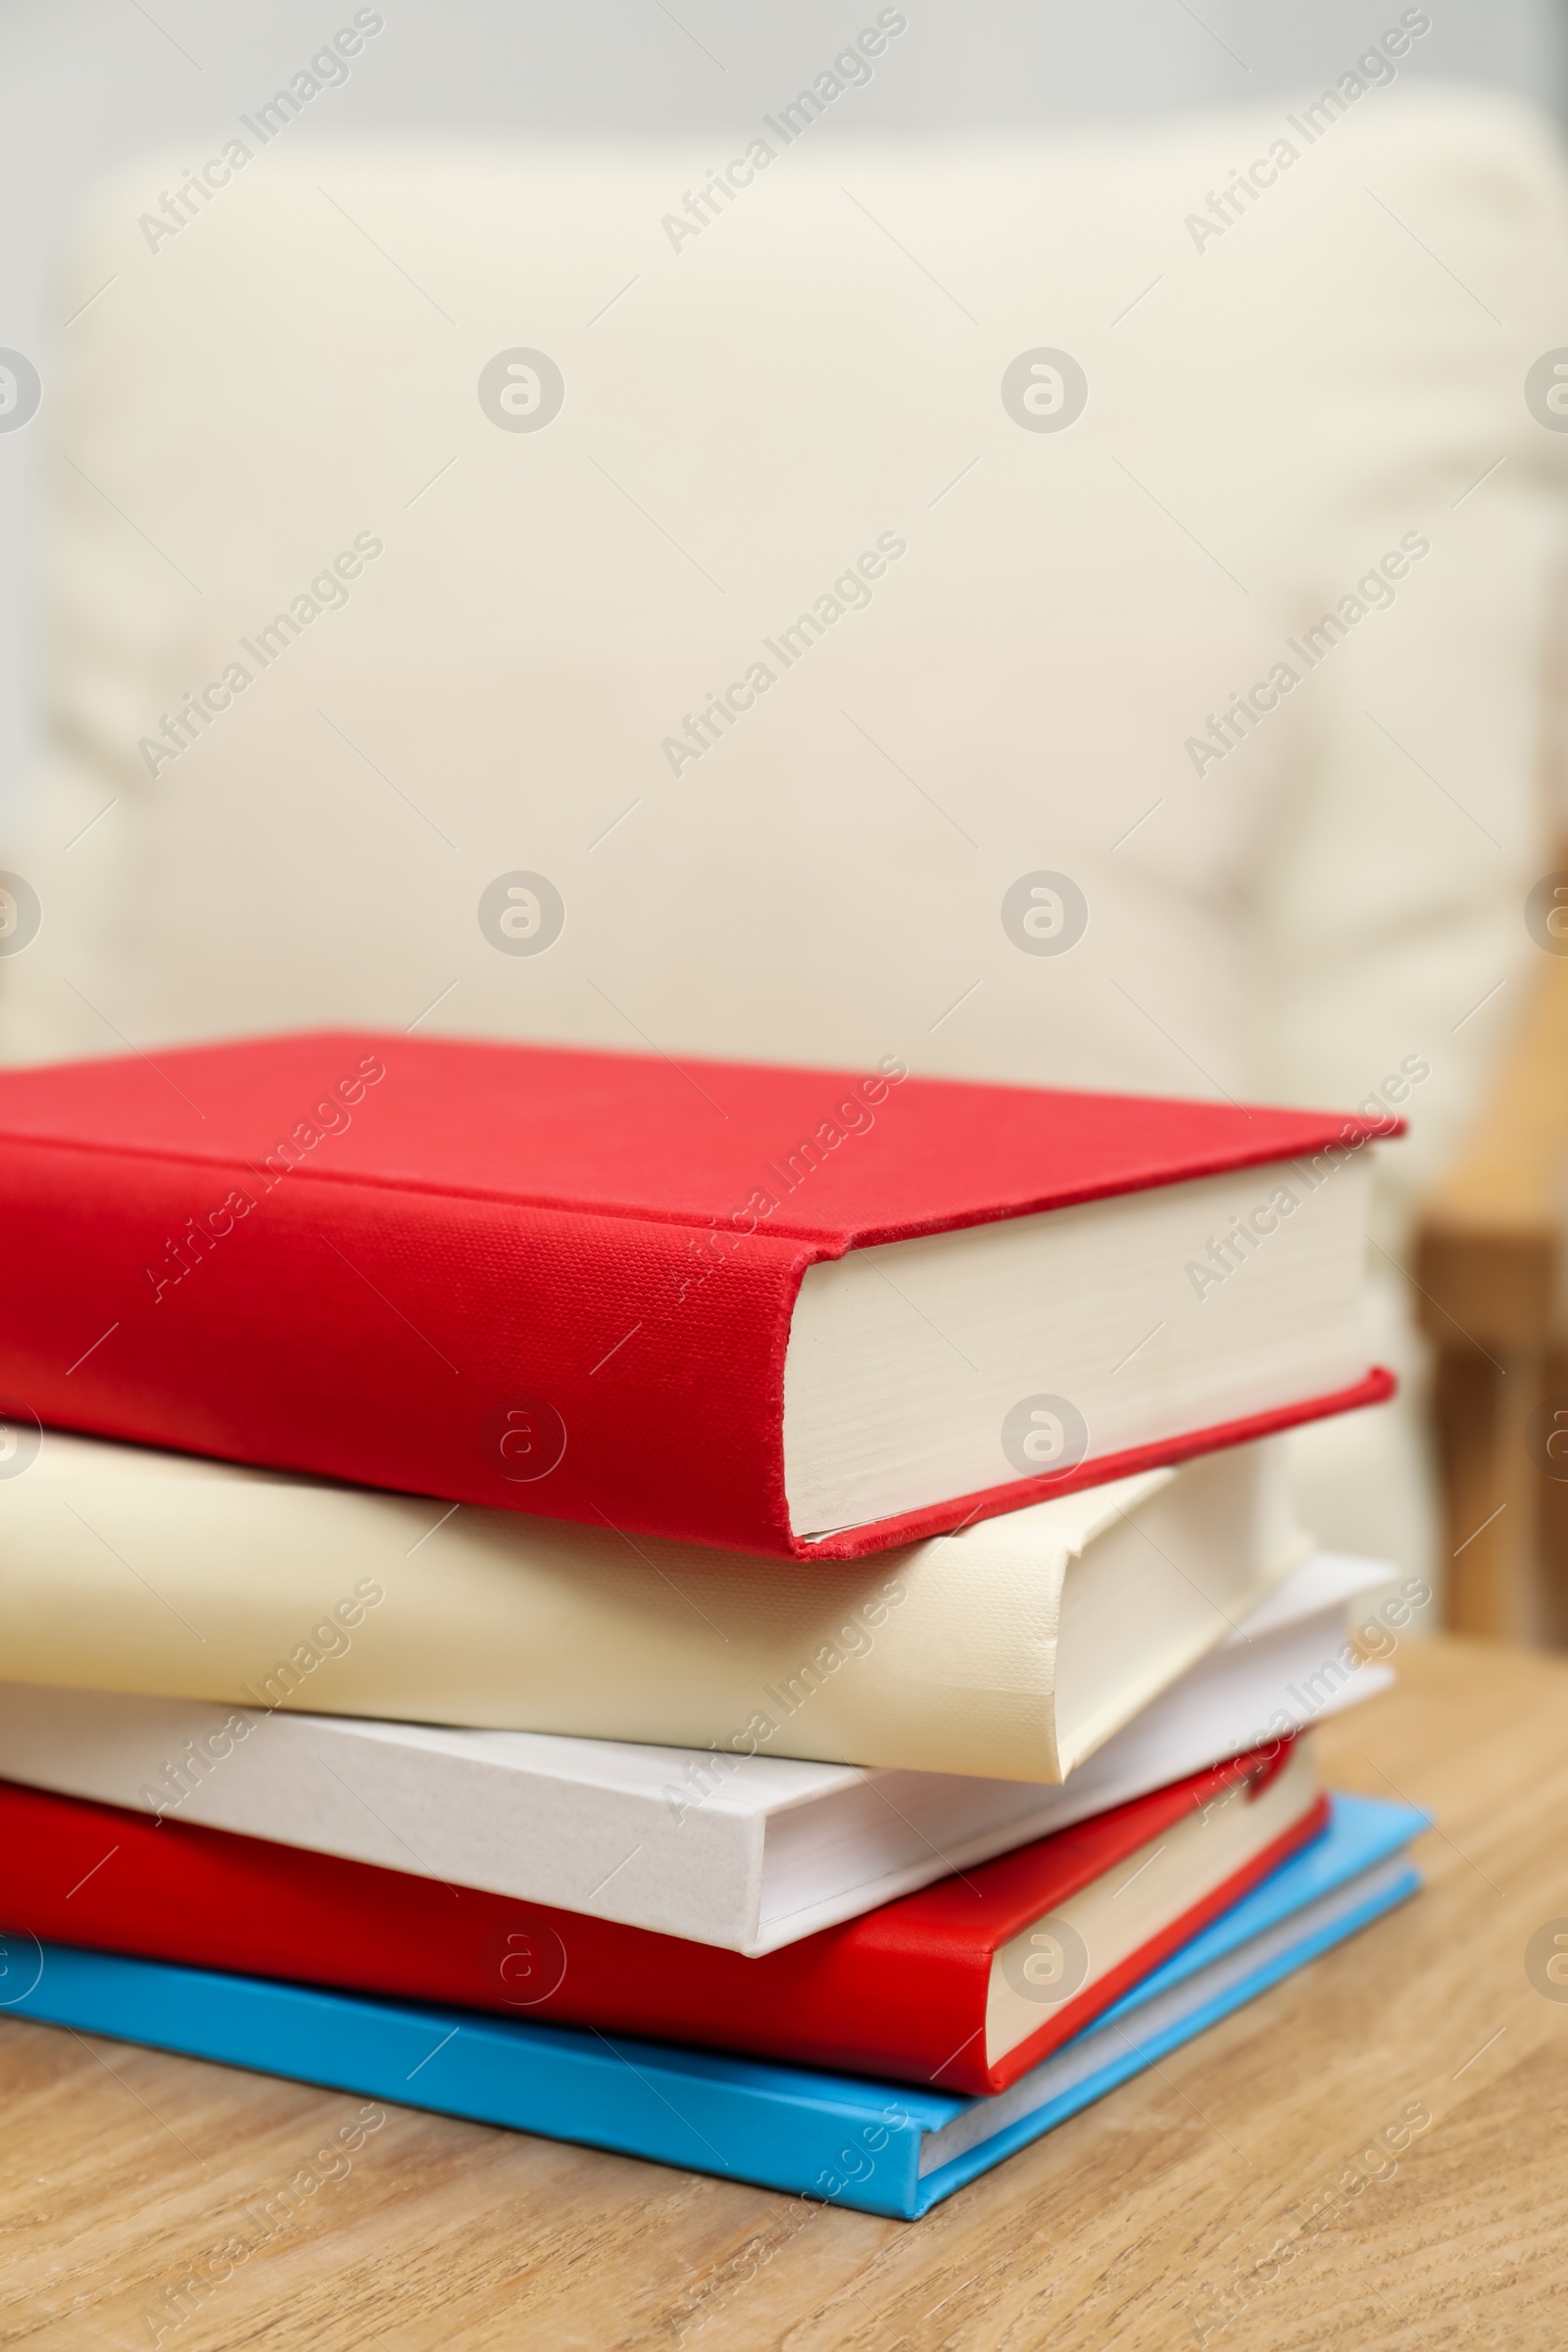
[2, 1794, 1421, 2220]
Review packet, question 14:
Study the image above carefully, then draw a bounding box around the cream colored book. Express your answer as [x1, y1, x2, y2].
[0, 1429, 1307, 1783]
[0, 1554, 1391, 1954]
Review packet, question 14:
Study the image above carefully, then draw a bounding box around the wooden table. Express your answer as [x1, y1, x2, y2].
[4, 1638, 1567, 2351]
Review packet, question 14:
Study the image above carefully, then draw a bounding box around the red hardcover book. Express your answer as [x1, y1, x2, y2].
[0, 1742, 1323, 2094]
[0, 1031, 1395, 1558]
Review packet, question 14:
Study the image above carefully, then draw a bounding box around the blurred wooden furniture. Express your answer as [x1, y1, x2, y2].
[3, 1643, 1568, 2351]
[1415, 898, 1568, 1644]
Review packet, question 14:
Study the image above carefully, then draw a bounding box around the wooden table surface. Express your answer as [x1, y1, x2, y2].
[4, 1637, 1567, 2351]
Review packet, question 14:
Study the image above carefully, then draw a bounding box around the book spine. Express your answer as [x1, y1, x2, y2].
[0, 1138, 813, 1553]
[17, 1940, 930, 2215]
[0, 1778, 987, 2091]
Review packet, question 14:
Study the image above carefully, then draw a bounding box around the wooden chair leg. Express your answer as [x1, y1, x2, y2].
[1434, 1347, 1546, 1643]
[1538, 1348, 1568, 1646]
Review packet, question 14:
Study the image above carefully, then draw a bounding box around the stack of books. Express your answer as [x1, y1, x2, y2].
[0, 1030, 1424, 2217]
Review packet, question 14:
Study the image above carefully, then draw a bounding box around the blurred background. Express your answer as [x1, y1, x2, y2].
[3, 0, 1565, 779]
[3, 0, 1568, 1638]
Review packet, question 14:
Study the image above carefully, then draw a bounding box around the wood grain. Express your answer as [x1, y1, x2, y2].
[4, 1639, 1568, 2351]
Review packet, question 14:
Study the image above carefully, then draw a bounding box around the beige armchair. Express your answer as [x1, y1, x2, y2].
[6, 94, 1568, 1609]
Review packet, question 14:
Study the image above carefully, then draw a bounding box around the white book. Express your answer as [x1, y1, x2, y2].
[0, 1552, 1398, 1955]
[0, 1428, 1305, 1782]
